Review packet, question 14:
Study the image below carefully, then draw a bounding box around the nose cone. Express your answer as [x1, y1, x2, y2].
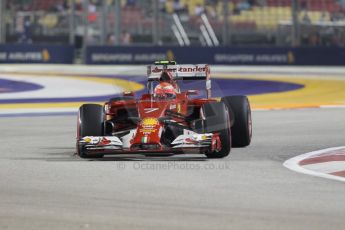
[130, 100, 170, 149]
[138, 100, 169, 118]
[131, 117, 161, 147]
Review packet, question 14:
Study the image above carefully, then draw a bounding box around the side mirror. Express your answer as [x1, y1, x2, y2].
[123, 91, 135, 97]
[186, 90, 198, 96]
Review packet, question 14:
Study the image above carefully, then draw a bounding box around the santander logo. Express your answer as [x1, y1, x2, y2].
[151, 65, 206, 73]
[151, 67, 162, 73]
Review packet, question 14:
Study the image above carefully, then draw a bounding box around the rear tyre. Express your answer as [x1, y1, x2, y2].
[77, 104, 104, 158]
[221, 96, 252, 147]
[203, 102, 231, 158]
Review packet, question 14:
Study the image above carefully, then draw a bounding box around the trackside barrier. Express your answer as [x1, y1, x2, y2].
[0, 44, 74, 64]
[85, 46, 345, 66]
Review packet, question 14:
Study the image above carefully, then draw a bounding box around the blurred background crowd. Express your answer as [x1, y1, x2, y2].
[1, 0, 345, 48]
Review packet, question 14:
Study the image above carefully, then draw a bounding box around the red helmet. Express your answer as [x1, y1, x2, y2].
[159, 70, 179, 90]
[154, 82, 176, 99]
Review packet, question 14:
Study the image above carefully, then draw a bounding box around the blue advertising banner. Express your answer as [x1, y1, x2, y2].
[0, 44, 74, 64]
[86, 46, 345, 66]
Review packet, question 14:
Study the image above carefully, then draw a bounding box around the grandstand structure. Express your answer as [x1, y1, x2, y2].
[1, 0, 345, 46]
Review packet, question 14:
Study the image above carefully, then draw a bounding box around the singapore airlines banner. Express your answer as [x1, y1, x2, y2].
[86, 46, 345, 66]
[0, 44, 74, 64]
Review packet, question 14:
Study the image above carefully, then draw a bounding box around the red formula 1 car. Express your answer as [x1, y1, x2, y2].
[76, 61, 252, 158]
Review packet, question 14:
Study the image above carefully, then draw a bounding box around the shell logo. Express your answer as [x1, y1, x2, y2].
[84, 137, 92, 143]
[141, 117, 159, 127]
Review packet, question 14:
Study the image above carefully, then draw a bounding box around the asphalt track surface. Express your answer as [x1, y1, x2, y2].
[0, 109, 345, 230]
[1, 65, 345, 229]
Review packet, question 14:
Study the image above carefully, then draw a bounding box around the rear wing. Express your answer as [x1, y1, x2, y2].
[147, 64, 210, 81]
[147, 64, 211, 98]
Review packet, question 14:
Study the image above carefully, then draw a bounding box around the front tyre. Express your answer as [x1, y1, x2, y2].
[77, 104, 104, 158]
[221, 96, 252, 147]
[202, 102, 231, 158]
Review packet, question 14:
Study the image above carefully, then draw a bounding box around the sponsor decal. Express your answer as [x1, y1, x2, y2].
[140, 118, 159, 134]
[178, 66, 206, 72]
[0, 49, 51, 62]
[152, 67, 162, 73]
[98, 137, 111, 145]
[150, 65, 206, 74]
[141, 117, 159, 127]
[84, 137, 92, 143]
[185, 138, 198, 144]
[140, 128, 156, 134]
[83, 137, 110, 145]
[214, 52, 294, 64]
[92, 53, 166, 63]
[171, 133, 213, 146]
[151, 67, 177, 73]
[81, 136, 123, 146]
[82, 137, 111, 146]
[170, 104, 177, 110]
[144, 108, 159, 113]
[177, 104, 181, 113]
[134, 54, 166, 62]
[92, 53, 132, 62]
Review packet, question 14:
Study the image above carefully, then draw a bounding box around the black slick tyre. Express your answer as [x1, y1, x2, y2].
[221, 96, 252, 147]
[77, 104, 104, 158]
[202, 102, 231, 158]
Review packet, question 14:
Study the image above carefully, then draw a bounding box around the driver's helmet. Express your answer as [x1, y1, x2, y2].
[159, 70, 179, 90]
[154, 82, 176, 99]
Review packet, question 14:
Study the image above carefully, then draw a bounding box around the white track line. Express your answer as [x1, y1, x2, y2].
[283, 147, 345, 183]
[0, 108, 78, 115]
[0, 74, 122, 99]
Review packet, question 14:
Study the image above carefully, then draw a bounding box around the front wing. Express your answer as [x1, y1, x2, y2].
[77, 132, 220, 155]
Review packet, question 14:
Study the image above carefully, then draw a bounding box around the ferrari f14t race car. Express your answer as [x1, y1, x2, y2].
[76, 61, 252, 158]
